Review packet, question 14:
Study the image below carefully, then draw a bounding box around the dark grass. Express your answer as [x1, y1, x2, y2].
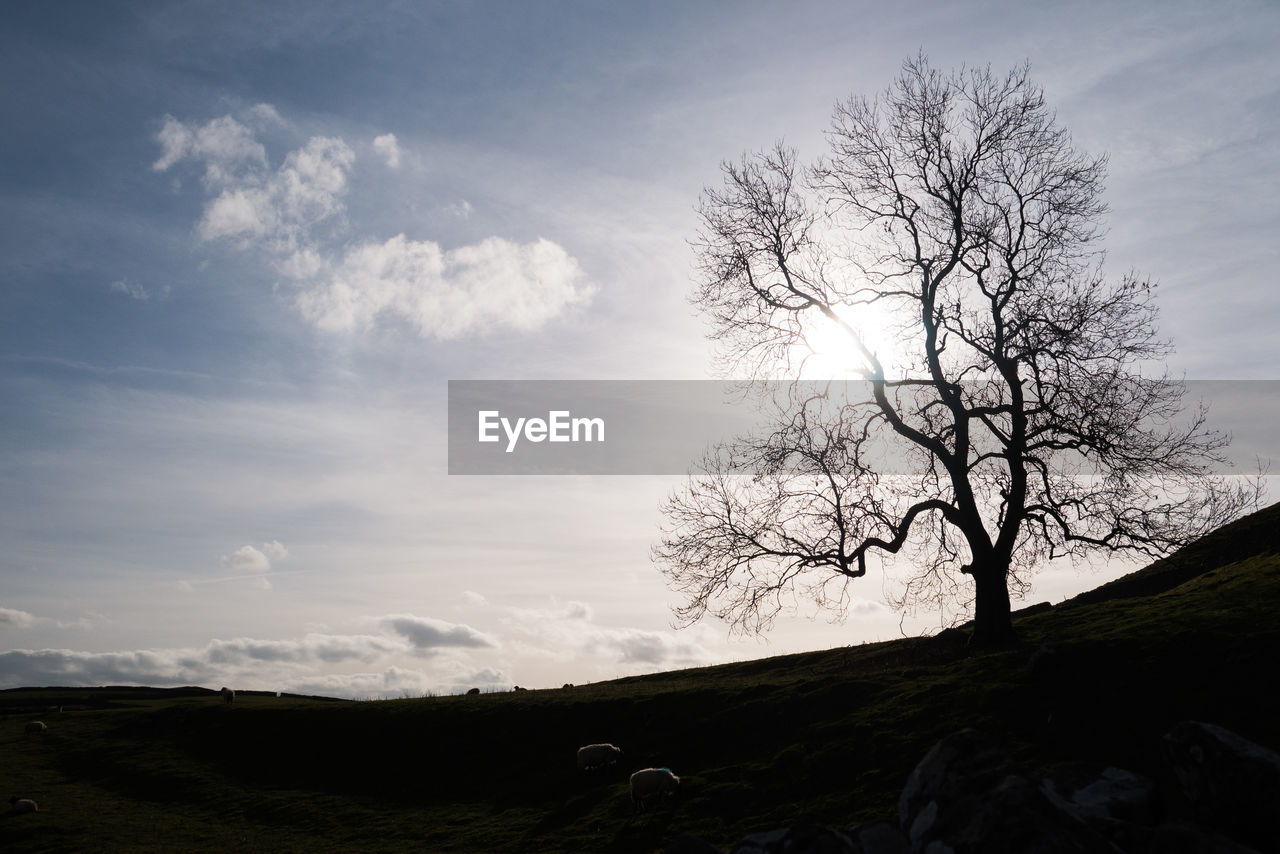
[3, 503, 1279, 852]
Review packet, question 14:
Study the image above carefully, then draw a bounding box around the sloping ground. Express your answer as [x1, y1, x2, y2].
[2, 503, 1278, 852]
[1062, 500, 1280, 606]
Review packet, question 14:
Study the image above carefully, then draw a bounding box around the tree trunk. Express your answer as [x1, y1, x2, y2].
[969, 562, 1015, 647]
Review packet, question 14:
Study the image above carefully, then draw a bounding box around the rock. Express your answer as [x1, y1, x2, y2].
[1163, 721, 1280, 851]
[1041, 763, 1158, 851]
[846, 820, 909, 853]
[1041, 763, 1158, 823]
[1146, 821, 1262, 853]
[898, 729, 1116, 853]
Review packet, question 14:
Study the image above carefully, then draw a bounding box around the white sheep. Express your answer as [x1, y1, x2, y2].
[220, 687, 235, 704]
[577, 743, 623, 771]
[4, 797, 38, 816]
[630, 767, 680, 811]
[24, 721, 47, 735]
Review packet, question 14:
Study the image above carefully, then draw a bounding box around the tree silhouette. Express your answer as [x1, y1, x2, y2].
[654, 56, 1259, 646]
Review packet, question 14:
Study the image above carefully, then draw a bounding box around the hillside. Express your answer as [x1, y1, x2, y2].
[3, 503, 1280, 852]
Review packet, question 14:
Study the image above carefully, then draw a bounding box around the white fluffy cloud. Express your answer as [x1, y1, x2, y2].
[197, 136, 355, 248]
[295, 234, 593, 339]
[247, 103, 285, 127]
[223, 544, 270, 571]
[261, 540, 289, 561]
[372, 133, 400, 168]
[222, 540, 288, 572]
[153, 106, 593, 339]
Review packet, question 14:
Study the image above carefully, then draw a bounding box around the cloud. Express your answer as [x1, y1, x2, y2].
[261, 540, 288, 561]
[0, 606, 38, 629]
[0, 614, 500, 698]
[445, 200, 473, 219]
[0, 647, 207, 687]
[285, 664, 508, 699]
[153, 107, 594, 340]
[372, 133, 400, 168]
[0, 606, 100, 632]
[503, 599, 713, 670]
[380, 614, 496, 650]
[110, 279, 151, 301]
[248, 103, 285, 127]
[294, 234, 593, 339]
[222, 540, 289, 573]
[153, 114, 266, 182]
[206, 633, 401, 665]
[224, 544, 271, 572]
[848, 597, 889, 617]
[197, 136, 355, 248]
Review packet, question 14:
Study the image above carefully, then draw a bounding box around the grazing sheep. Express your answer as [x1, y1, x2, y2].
[220, 687, 235, 704]
[630, 767, 680, 811]
[24, 721, 47, 735]
[4, 797, 38, 816]
[577, 743, 623, 771]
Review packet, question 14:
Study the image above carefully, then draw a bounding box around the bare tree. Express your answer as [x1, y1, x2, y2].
[654, 55, 1260, 646]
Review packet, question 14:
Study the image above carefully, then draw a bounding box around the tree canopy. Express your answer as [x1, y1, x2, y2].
[654, 55, 1259, 645]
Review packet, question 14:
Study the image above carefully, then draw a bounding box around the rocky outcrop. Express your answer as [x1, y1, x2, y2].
[898, 729, 1115, 853]
[1163, 720, 1280, 851]
[666, 722, 1279, 854]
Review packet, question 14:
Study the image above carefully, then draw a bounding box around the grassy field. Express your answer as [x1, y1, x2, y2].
[3, 503, 1279, 852]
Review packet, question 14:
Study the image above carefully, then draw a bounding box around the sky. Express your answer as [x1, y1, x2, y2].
[2, 0, 1277, 699]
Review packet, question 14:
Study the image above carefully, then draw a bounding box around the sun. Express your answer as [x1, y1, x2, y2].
[792, 301, 911, 380]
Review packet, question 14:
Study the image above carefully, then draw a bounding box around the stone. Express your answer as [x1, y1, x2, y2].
[898, 729, 1116, 853]
[1163, 721, 1280, 851]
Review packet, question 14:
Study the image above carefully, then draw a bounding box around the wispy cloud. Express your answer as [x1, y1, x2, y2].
[0, 606, 38, 629]
[109, 279, 166, 301]
[153, 113, 266, 181]
[0, 605, 101, 632]
[502, 599, 713, 670]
